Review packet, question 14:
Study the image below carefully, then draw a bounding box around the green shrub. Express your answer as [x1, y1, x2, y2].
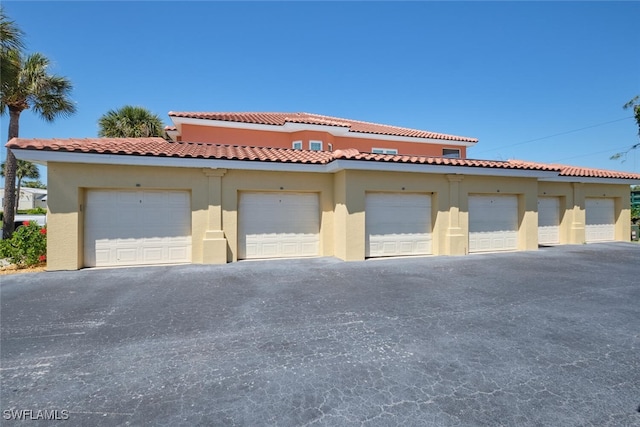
[632, 205, 640, 223]
[0, 221, 47, 267]
[25, 207, 47, 215]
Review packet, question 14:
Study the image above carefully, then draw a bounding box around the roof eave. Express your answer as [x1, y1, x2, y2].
[11, 148, 560, 179]
[326, 159, 559, 178]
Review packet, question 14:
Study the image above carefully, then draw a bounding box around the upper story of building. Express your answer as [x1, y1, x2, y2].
[165, 112, 478, 159]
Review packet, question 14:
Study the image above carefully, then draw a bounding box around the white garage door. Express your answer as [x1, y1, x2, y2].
[238, 192, 319, 259]
[365, 193, 432, 257]
[84, 190, 191, 267]
[586, 198, 615, 242]
[469, 195, 518, 253]
[538, 197, 560, 245]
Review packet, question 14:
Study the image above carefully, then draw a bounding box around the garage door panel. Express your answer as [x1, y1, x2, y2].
[469, 232, 517, 252]
[94, 248, 110, 265]
[142, 247, 163, 262]
[143, 191, 164, 204]
[244, 243, 258, 258]
[470, 234, 490, 252]
[115, 247, 137, 263]
[366, 193, 432, 257]
[168, 246, 189, 261]
[117, 206, 139, 226]
[301, 241, 319, 255]
[116, 191, 139, 205]
[538, 197, 560, 245]
[90, 208, 113, 226]
[239, 192, 320, 259]
[469, 195, 518, 253]
[415, 240, 430, 253]
[84, 190, 191, 267]
[280, 243, 298, 256]
[586, 198, 614, 242]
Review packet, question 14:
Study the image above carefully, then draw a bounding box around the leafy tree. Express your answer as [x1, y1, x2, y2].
[611, 95, 640, 161]
[1, 159, 40, 213]
[98, 105, 166, 138]
[624, 96, 640, 137]
[1, 50, 75, 238]
[23, 179, 46, 189]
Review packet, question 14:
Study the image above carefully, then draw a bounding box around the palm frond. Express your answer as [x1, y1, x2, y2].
[0, 7, 25, 52]
[1, 51, 75, 120]
[0, 159, 39, 180]
[98, 105, 165, 138]
[31, 74, 77, 121]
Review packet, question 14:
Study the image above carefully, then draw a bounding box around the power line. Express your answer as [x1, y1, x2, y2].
[551, 145, 632, 162]
[474, 116, 634, 155]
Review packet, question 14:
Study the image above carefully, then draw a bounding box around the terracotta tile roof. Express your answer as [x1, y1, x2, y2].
[168, 111, 478, 143]
[509, 160, 640, 179]
[4, 138, 549, 171]
[556, 165, 640, 179]
[7, 138, 335, 164]
[331, 149, 560, 171]
[8, 138, 640, 179]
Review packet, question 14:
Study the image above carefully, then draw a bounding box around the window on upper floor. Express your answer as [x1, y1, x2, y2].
[371, 148, 398, 155]
[442, 148, 460, 158]
[292, 141, 303, 150]
[309, 140, 323, 151]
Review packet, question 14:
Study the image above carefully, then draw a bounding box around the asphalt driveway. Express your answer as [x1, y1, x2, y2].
[1, 243, 639, 426]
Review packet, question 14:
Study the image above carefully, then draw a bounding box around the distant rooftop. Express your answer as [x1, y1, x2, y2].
[168, 111, 479, 143]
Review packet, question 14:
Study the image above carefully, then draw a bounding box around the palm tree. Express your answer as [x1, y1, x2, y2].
[23, 179, 46, 189]
[1, 159, 40, 213]
[98, 105, 166, 138]
[0, 7, 23, 49]
[0, 7, 24, 82]
[1, 51, 75, 238]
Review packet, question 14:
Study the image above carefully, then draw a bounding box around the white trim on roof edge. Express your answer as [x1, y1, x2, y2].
[326, 160, 560, 178]
[13, 148, 564, 179]
[539, 176, 640, 185]
[170, 116, 477, 147]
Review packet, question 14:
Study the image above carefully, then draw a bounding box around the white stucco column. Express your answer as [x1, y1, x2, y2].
[202, 168, 228, 264]
[445, 174, 466, 255]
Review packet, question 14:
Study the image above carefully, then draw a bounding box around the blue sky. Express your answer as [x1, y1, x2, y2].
[2, 1, 639, 185]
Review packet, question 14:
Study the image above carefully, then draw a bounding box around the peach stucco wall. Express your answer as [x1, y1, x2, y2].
[180, 124, 467, 157]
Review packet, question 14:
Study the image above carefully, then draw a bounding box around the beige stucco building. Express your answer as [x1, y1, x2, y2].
[8, 112, 640, 271]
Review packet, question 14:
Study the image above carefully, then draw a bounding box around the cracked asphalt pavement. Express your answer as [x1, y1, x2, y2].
[1, 243, 639, 426]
